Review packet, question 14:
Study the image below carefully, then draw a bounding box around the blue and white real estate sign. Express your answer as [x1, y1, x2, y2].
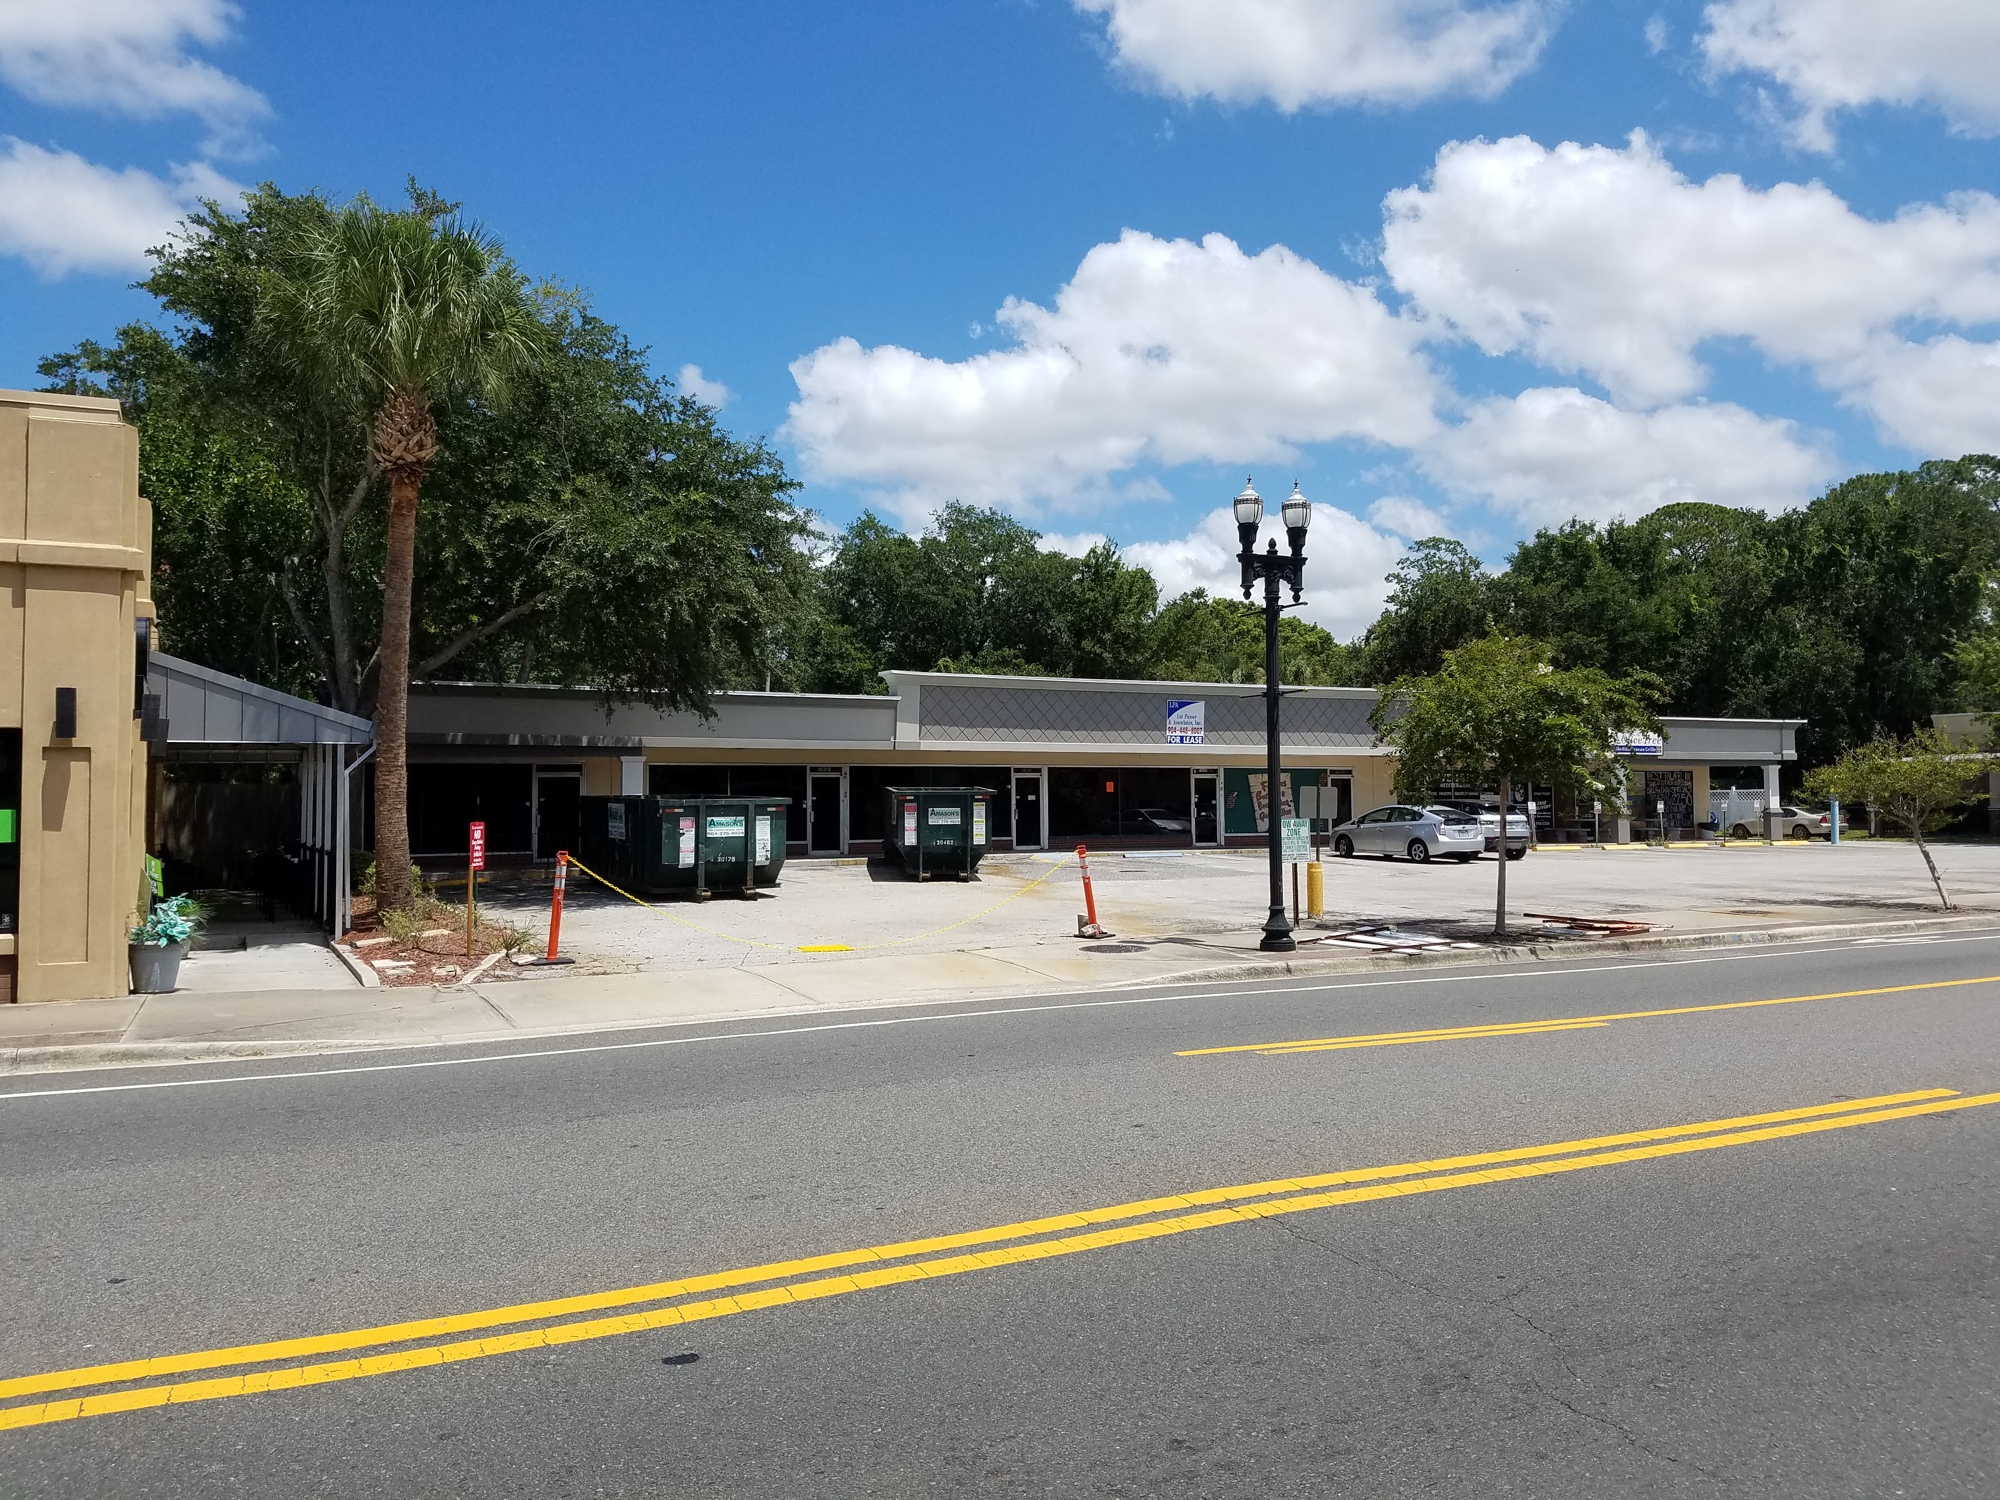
[1166, 699, 1206, 744]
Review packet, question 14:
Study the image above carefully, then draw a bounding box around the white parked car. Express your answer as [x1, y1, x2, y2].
[1427, 803, 1531, 858]
[1777, 805, 1847, 840]
[1717, 805, 1849, 839]
[1330, 805, 1487, 864]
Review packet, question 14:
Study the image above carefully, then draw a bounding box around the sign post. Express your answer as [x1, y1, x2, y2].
[1280, 817, 1310, 862]
[467, 820, 486, 958]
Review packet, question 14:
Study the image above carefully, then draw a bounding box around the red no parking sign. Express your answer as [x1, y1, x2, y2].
[469, 821, 486, 871]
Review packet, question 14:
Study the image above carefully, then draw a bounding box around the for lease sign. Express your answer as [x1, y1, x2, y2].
[1166, 698, 1206, 744]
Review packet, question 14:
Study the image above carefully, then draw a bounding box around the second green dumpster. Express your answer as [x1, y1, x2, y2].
[882, 786, 995, 880]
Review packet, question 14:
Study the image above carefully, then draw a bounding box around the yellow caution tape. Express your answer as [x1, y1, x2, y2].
[559, 853, 1077, 953]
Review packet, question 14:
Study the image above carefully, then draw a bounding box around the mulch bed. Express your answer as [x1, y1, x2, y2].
[341, 894, 532, 987]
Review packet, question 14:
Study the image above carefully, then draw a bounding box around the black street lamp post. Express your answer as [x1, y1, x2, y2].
[1235, 479, 1312, 953]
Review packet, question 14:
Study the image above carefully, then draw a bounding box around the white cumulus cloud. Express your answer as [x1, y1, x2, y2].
[1701, 0, 2000, 150]
[1038, 530, 1112, 557]
[1837, 336, 2000, 459]
[1367, 494, 1453, 537]
[1420, 387, 1836, 525]
[676, 363, 733, 410]
[1382, 131, 2000, 452]
[1075, 0, 1557, 110]
[1125, 503, 1405, 637]
[786, 229, 1441, 514]
[0, 0, 266, 152]
[0, 139, 238, 278]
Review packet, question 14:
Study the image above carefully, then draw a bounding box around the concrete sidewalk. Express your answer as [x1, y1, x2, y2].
[7, 898, 1998, 1074]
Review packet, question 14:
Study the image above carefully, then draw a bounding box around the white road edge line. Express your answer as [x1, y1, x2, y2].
[6, 926, 2000, 1103]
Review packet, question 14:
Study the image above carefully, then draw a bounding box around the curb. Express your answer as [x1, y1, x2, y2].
[1110, 909, 2000, 989]
[1, 1037, 412, 1076]
[330, 943, 379, 988]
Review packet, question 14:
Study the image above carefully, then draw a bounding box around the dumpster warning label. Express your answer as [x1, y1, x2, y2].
[607, 803, 627, 841]
[707, 816, 745, 838]
[678, 816, 695, 867]
[929, 806, 962, 826]
[756, 816, 772, 864]
[973, 803, 987, 843]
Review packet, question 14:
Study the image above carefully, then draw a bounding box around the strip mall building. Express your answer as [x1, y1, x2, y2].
[407, 671, 1802, 861]
[0, 384, 1807, 1001]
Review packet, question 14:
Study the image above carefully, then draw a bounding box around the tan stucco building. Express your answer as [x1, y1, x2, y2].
[0, 388, 152, 1001]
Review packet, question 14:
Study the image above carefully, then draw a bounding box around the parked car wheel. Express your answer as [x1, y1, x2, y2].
[1406, 838, 1431, 864]
[1504, 846, 1527, 861]
[1729, 822, 1752, 839]
[1788, 825, 1811, 840]
[1334, 835, 1354, 857]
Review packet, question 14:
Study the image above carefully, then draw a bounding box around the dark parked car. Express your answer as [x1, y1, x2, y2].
[1099, 807, 1193, 836]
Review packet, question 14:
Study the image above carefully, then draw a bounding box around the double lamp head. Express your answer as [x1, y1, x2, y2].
[1234, 478, 1311, 601]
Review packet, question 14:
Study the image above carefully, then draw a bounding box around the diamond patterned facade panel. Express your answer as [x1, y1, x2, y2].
[918, 684, 1374, 746]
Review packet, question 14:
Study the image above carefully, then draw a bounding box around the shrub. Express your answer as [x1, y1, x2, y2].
[130, 894, 209, 947]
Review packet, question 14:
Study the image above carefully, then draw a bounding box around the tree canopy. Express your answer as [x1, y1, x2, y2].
[1358, 461, 2000, 769]
[771, 504, 1358, 691]
[1373, 634, 1662, 933]
[42, 184, 809, 718]
[1802, 728, 1997, 909]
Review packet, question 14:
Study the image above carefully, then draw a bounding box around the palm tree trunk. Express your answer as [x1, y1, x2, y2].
[1495, 772, 1510, 937]
[372, 471, 421, 912]
[1912, 824, 1953, 910]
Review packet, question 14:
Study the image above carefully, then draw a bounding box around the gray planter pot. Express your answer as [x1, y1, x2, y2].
[129, 940, 189, 994]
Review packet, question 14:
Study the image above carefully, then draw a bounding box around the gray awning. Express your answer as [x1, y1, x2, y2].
[148, 652, 374, 747]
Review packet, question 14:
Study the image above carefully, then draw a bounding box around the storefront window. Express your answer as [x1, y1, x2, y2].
[1049, 767, 1195, 840]
[0, 729, 17, 932]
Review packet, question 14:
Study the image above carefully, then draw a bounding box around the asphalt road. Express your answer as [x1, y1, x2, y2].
[4, 930, 1998, 1497]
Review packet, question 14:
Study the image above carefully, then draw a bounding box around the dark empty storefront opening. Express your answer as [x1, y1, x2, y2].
[650, 765, 808, 843]
[1048, 768, 1192, 842]
[408, 764, 532, 857]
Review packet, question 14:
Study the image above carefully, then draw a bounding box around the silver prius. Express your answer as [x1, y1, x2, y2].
[1330, 804, 1486, 864]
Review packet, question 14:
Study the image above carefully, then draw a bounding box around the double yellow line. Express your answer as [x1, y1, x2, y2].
[4, 1085, 1994, 1433]
[1179, 973, 2000, 1056]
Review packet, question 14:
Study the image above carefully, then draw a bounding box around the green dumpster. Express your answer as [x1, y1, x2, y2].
[579, 796, 788, 900]
[882, 786, 995, 880]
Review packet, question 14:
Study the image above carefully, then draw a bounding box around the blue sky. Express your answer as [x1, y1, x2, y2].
[3, 1, 1999, 634]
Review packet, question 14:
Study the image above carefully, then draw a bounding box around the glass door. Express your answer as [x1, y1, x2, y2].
[1012, 771, 1044, 850]
[1192, 772, 1220, 846]
[808, 772, 844, 854]
[533, 770, 581, 861]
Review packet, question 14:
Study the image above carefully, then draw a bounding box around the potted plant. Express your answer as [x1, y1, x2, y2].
[129, 894, 207, 994]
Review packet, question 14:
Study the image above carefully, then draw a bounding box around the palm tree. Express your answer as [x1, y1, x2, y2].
[261, 200, 542, 912]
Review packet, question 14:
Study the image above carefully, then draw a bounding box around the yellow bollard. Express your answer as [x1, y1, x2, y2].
[1306, 858, 1325, 919]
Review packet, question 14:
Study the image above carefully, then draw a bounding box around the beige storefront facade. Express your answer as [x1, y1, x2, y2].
[0, 388, 153, 1002]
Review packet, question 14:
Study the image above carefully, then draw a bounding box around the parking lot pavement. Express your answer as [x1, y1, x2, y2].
[474, 839, 2000, 976]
